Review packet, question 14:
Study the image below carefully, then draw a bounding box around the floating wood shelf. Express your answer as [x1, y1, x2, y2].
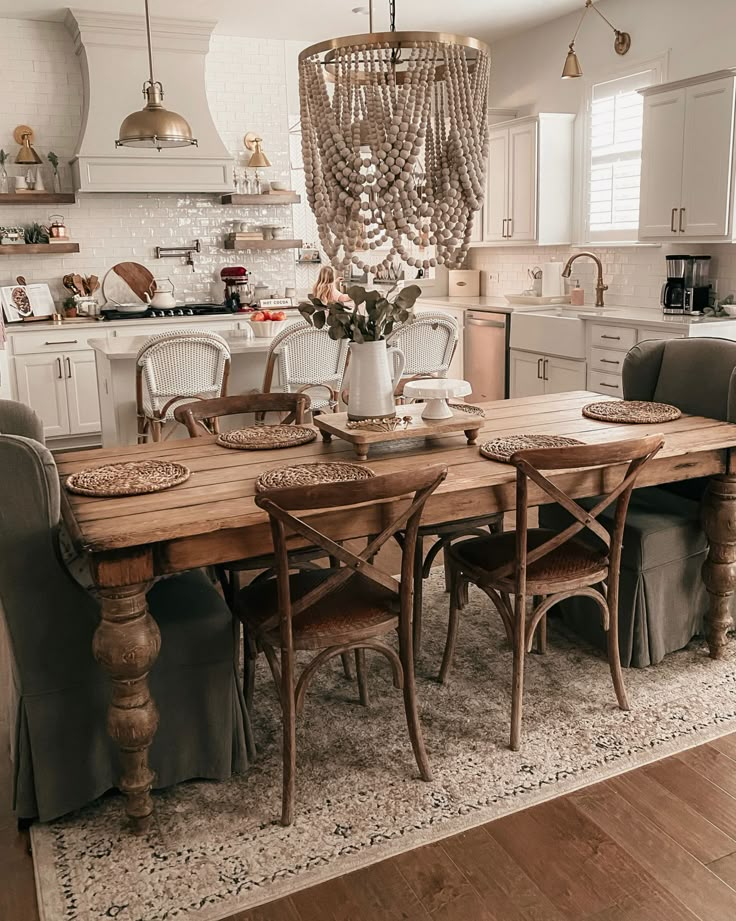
[221, 193, 300, 205]
[0, 193, 76, 205]
[224, 238, 303, 251]
[0, 243, 80, 255]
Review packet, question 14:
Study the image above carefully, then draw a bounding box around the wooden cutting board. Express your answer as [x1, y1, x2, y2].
[111, 262, 155, 302]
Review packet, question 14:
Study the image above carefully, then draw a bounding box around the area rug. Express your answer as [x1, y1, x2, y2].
[32, 573, 736, 921]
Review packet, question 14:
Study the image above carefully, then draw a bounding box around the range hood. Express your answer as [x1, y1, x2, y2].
[65, 9, 232, 193]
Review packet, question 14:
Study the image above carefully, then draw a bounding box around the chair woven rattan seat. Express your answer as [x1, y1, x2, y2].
[239, 569, 398, 650]
[452, 529, 609, 589]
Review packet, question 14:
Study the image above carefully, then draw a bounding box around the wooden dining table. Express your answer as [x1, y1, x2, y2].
[59, 390, 736, 831]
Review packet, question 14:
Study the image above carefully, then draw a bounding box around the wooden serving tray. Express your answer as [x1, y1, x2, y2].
[314, 404, 482, 460]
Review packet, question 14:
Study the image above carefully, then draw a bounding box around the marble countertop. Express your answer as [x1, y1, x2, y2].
[574, 306, 736, 329]
[4, 311, 260, 333]
[89, 332, 274, 360]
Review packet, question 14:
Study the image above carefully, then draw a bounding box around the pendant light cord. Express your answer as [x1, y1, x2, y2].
[144, 0, 156, 86]
[389, 0, 396, 32]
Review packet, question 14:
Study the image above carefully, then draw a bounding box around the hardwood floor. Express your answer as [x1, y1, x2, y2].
[3, 728, 736, 920]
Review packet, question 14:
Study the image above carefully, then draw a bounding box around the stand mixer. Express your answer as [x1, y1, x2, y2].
[220, 266, 252, 309]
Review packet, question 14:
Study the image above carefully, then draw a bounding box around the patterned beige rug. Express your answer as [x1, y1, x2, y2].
[32, 573, 736, 921]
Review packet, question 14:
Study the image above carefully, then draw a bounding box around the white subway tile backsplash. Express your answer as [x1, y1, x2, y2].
[0, 20, 297, 305]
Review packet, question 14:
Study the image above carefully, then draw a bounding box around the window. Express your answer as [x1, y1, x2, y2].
[586, 64, 661, 242]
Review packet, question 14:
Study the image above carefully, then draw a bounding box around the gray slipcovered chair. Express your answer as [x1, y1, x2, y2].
[540, 337, 736, 667]
[0, 426, 251, 822]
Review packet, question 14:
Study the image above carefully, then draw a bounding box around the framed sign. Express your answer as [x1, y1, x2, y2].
[259, 297, 293, 309]
[0, 283, 55, 323]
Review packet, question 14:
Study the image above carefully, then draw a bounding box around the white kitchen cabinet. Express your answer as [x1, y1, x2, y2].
[509, 349, 545, 398]
[483, 114, 575, 246]
[510, 349, 584, 398]
[639, 71, 736, 241]
[14, 353, 70, 439]
[66, 351, 102, 434]
[15, 348, 102, 440]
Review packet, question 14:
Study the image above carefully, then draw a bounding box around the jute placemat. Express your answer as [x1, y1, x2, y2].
[256, 462, 375, 492]
[66, 460, 190, 497]
[217, 425, 317, 450]
[480, 434, 584, 464]
[582, 400, 681, 424]
[448, 402, 486, 417]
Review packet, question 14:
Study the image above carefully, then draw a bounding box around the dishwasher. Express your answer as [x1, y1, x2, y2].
[464, 309, 509, 402]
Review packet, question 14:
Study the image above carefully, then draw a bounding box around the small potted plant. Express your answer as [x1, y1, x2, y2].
[48, 151, 61, 193]
[62, 295, 77, 318]
[0, 150, 8, 195]
[299, 283, 422, 420]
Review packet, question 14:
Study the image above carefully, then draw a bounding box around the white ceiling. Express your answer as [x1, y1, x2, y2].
[0, 0, 584, 43]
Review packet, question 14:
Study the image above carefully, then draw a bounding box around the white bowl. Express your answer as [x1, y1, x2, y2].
[270, 181, 289, 192]
[721, 303, 736, 317]
[249, 319, 289, 337]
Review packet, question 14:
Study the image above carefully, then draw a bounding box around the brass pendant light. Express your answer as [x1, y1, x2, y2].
[116, 0, 197, 151]
[14, 126, 42, 165]
[562, 0, 631, 79]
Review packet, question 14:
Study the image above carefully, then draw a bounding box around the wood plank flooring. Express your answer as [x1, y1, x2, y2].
[3, 728, 736, 921]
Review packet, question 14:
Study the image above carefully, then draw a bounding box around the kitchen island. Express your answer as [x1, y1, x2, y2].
[90, 332, 278, 447]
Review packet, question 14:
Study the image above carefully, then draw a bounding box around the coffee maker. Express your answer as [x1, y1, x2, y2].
[661, 255, 712, 314]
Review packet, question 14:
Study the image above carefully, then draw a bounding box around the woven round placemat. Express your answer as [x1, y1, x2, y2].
[256, 461, 375, 492]
[217, 425, 317, 450]
[448, 402, 486, 417]
[582, 400, 681, 424]
[66, 459, 190, 497]
[479, 434, 584, 464]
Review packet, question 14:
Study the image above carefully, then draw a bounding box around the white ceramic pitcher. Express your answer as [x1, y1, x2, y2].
[345, 340, 405, 420]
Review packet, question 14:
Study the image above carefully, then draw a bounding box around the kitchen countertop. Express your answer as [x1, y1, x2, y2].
[575, 306, 736, 330]
[89, 332, 274, 360]
[4, 311, 263, 333]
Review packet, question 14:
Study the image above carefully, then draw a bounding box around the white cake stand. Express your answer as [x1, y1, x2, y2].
[402, 378, 473, 420]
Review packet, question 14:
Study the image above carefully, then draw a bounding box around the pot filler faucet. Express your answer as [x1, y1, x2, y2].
[562, 252, 608, 307]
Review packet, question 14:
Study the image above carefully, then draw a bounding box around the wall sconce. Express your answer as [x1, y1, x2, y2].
[14, 125, 42, 164]
[244, 132, 271, 193]
[562, 0, 631, 79]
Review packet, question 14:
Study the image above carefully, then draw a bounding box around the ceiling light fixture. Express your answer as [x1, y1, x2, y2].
[116, 0, 198, 151]
[562, 0, 631, 80]
[299, 0, 490, 274]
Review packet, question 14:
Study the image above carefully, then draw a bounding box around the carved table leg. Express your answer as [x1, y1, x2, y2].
[702, 476, 736, 659]
[92, 583, 161, 832]
[465, 428, 479, 446]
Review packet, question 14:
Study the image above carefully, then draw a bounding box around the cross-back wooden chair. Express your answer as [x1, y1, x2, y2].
[439, 435, 664, 751]
[174, 392, 309, 437]
[237, 464, 447, 825]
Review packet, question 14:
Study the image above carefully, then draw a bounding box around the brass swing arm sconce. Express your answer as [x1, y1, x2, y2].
[562, 0, 631, 79]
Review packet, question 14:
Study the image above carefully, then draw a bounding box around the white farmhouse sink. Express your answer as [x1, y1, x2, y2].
[510, 309, 586, 360]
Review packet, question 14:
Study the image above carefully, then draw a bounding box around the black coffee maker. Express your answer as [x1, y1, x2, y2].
[661, 255, 712, 314]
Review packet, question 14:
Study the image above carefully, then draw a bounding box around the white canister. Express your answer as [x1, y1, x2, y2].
[541, 263, 564, 298]
[448, 269, 480, 297]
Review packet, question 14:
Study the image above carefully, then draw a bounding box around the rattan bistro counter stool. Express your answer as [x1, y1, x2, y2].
[236, 464, 447, 826]
[439, 436, 664, 751]
[136, 330, 231, 443]
[260, 322, 349, 418]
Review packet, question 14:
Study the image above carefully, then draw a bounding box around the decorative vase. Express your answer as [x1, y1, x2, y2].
[52, 171, 61, 193]
[345, 340, 405, 421]
[0, 166, 7, 194]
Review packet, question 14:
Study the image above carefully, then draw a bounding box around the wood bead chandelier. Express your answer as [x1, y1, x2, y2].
[298, 2, 490, 275]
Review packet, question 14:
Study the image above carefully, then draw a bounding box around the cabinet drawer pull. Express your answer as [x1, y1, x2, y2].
[600, 358, 620, 365]
[601, 334, 621, 340]
[45, 339, 78, 345]
[537, 357, 543, 379]
[507, 218, 513, 238]
[671, 207, 678, 233]
[65, 356, 72, 378]
[502, 218, 508, 238]
[56, 357, 62, 379]
[543, 358, 548, 382]
[679, 207, 686, 232]
[599, 382, 619, 389]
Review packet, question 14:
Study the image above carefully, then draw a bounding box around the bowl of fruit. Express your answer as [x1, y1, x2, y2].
[249, 308, 290, 337]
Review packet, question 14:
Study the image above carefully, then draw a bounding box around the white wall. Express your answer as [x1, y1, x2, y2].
[0, 20, 297, 304]
[471, 0, 736, 309]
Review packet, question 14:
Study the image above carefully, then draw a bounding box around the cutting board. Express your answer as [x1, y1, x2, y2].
[111, 262, 155, 302]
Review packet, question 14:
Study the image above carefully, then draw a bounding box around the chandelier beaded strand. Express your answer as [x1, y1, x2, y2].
[299, 29, 490, 274]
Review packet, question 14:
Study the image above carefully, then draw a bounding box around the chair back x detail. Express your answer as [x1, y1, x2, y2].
[175, 392, 310, 437]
